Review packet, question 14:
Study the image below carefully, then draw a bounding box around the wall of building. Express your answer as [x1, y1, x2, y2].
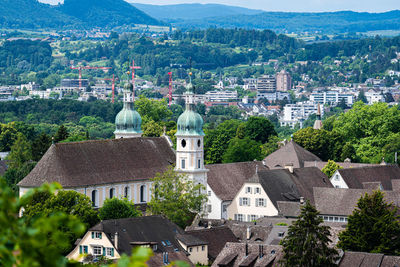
[329, 171, 349, 189]
[227, 182, 278, 222]
[178, 240, 208, 265]
[205, 185, 222, 219]
[67, 230, 120, 262]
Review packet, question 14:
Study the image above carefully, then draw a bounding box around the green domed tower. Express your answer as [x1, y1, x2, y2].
[175, 74, 208, 188]
[114, 83, 142, 139]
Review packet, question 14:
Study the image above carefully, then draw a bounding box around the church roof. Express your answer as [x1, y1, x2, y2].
[263, 140, 322, 169]
[18, 137, 175, 188]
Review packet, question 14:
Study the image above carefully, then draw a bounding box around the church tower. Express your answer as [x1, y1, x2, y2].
[175, 74, 208, 188]
[114, 83, 142, 138]
[313, 104, 323, 130]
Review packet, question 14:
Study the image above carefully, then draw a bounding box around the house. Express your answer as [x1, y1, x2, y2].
[67, 216, 201, 266]
[313, 187, 400, 223]
[330, 165, 400, 190]
[176, 233, 208, 265]
[184, 226, 239, 262]
[205, 161, 268, 220]
[226, 167, 332, 222]
[212, 243, 283, 267]
[263, 140, 322, 170]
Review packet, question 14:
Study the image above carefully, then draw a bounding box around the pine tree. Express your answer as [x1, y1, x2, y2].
[53, 125, 69, 143]
[281, 201, 339, 267]
[31, 133, 51, 161]
[338, 191, 400, 255]
[7, 133, 32, 170]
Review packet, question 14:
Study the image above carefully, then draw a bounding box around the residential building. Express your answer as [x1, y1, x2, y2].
[329, 165, 400, 190]
[280, 101, 322, 128]
[67, 216, 197, 266]
[256, 75, 276, 94]
[205, 90, 237, 102]
[310, 91, 354, 106]
[61, 79, 89, 89]
[276, 70, 291, 91]
[263, 140, 322, 170]
[20, 82, 40, 91]
[256, 91, 290, 102]
[243, 78, 257, 90]
[365, 90, 384, 104]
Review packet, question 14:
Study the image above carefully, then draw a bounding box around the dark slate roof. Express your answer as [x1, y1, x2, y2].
[176, 233, 207, 247]
[89, 216, 185, 255]
[277, 201, 301, 218]
[314, 187, 400, 216]
[337, 251, 400, 267]
[147, 251, 194, 267]
[185, 227, 239, 261]
[211, 243, 283, 267]
[263, 140, 321, 169]
[206, 161, 268, 201]
[257, 167, 332, 209]
[337, 165, 400, 190]
[18, 137, 175, 188]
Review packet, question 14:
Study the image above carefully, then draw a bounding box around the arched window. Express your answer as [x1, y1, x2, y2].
[124, 186, 130, 199]
[140, 185, 146, 203]
[92, 190, 98, 207]
[109, 188, 115, 198]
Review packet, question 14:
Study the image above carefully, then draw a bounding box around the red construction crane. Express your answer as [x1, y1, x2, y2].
[168, 72, 173, 106]
[102, 74, 119, 103]
[70, 65, 112, 89]
[129, 60, 141, 102]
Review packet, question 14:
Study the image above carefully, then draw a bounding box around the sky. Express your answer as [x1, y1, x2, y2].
[38, 0, 399, 13]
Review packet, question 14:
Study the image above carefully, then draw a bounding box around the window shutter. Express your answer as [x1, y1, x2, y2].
[99, 232, 102, 239]
[103, 247, 106, 256]
[91, 232, 94, 239]
[247, 198, 250, 206]
[84, 246, 88, 254]
[264, 199, 267, 207]
[239, 198, 242, 206]
[79, 245, 82, 254]
[111, 248, 114, 257]
[255, 199, 259, 207]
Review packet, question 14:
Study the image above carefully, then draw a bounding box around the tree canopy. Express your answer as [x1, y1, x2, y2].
[99, 198, 142, 221]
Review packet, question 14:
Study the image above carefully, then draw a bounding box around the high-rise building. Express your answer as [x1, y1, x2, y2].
[276, 70, 291, 91]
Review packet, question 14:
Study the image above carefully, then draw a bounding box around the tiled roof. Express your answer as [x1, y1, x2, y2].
[18, 137, 175, 188]
[338, 251, 400, 267]
[264, 140, 321, 169]
[337, 165, 400, 190]
[206, 161, 268, 201]
[304, 161, 380, 171]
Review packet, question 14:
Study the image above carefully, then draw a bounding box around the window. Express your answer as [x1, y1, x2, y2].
[181, 159, 186, 169]
[207, 204, 212, 213]
[124, 186, 130, 199]
[340, 217, 345, 222]
[202, 245, 205, 251]
[198, 159, 201, 169]
[189, 247, 193, 252]
[335, 185, 340, 188]
[239, 197, 250, 206]
[255, 187, 261, 194]
[197, 139, 201, 147]
[106, 247, 113, 256]
[248, 215, 258, 222]
[181, 139, 186, 148]
[93, 246, 102, 255]
[245, 187, 252, 194]
[278, 232, 285, 237]
[207, 190, 211, 196]
[256, 198, 266, 207]
[335, 174, 339, 181]
[140, 185, 146, 203]
[234, 214, 244, 222]
[109, 188, 115, 198]
[91, 190, 98, 207]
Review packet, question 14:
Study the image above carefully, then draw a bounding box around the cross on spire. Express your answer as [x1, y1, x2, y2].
[129, 60, 141, 102]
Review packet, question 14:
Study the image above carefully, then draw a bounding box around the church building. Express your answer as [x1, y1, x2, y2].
[18, 80, 208, 208]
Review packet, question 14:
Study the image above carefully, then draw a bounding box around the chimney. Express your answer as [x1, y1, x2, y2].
[246, 227, 251, 240]
[300, 197, 305, 204]
[114, 232, 118, 250]
[259, 245, 264, 259]
[284, 163, 293, 173]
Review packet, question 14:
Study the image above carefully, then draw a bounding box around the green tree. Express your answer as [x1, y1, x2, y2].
[244, 116, 277, 143]
[222, 137, 262, 163]
[54, 125, 69, 143]
[281, 201, 339, 267]
[321, 160, 343, 178]
[23, 190, 99, 254]
[142, 120, 163, 137]
[261, 135, 281, 157]
[6, 133, 32, 169]
[356, 92, 368, 103]
[148, 167, 207, 228]
[0, 123, 19, 151]
[338, 191, 400, 255]
[31, 133, 51, 161]
[134, 96, 172, 123]
[99, 198, 142, 220]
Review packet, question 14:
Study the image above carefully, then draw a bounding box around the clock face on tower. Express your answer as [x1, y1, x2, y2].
[181, 139, 186, 148]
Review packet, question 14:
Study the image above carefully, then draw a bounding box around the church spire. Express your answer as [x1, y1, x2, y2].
[313, 104, 323, 130]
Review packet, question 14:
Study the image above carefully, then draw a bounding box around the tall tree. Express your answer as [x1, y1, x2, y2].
[244, 116, 277, 143]
[54, 125, 69, 143]
[281, 201, 339, 267]
[6, 133, 31, 170]
[99, 198, 141, 221]
[338, 191, 400, 255]
[31, 133, 51, 161]
[148, 167, 207, 228]
[222, 137, 263, 163]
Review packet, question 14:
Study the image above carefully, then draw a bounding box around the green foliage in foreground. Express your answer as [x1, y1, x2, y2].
[321, 160, 343, 178]
[280, 201, 339, 267]
[99, 198, 142, 221]
[338, 191, 400, 255]
[148, 167, 207, 229]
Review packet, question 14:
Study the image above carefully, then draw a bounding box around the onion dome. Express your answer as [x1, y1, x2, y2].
[114, 83, 142, 135]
